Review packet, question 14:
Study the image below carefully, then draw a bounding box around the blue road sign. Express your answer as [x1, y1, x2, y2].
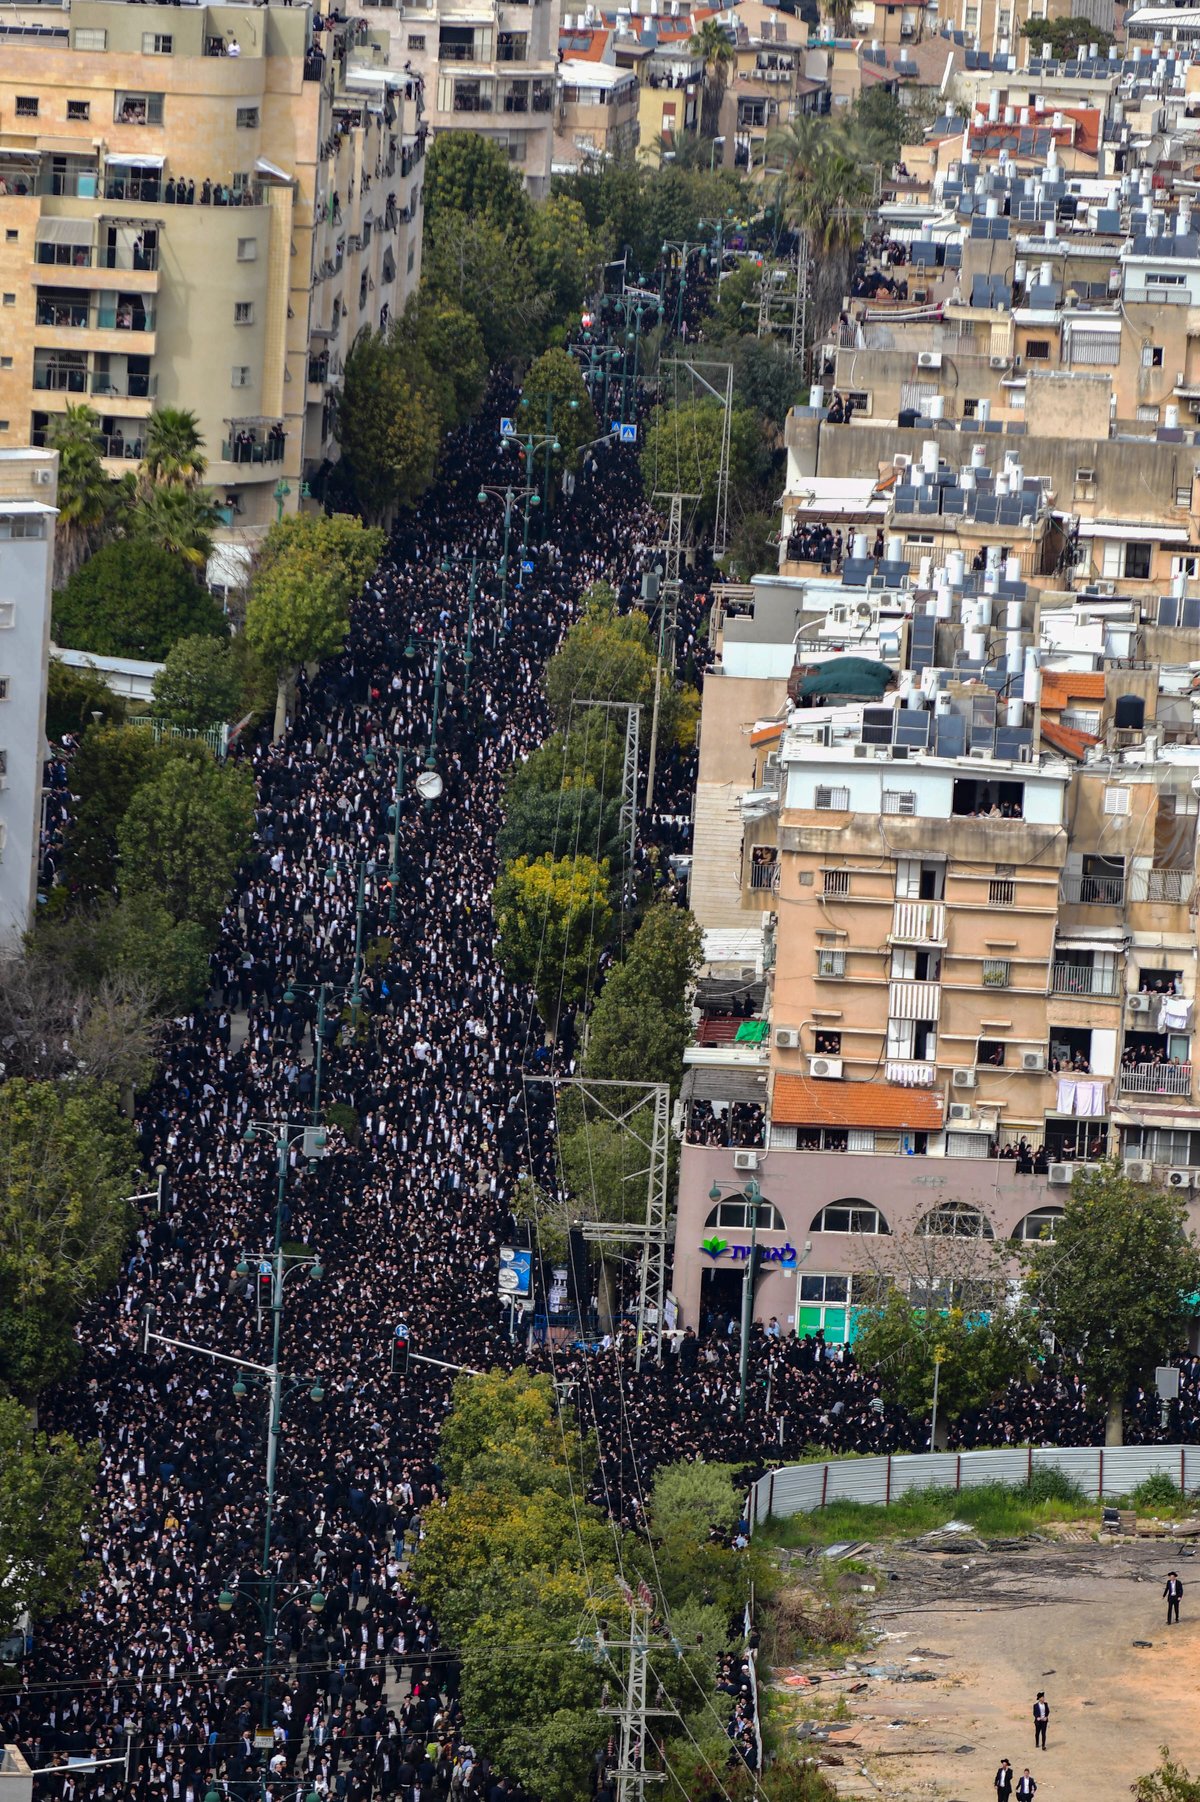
[520, 559, 535, 573]
[499, 417, 516, 437]
[619, 423, 638, 444]
[610, 419, 621, 435]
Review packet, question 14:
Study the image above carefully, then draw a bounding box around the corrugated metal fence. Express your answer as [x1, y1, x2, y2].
[749, 1445, 1200, 1528]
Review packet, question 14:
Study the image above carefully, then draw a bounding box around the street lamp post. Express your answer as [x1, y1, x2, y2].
[661, 240, 693, 340]
[706, 1176, 812, 1422]
[478, 482, 538, 630]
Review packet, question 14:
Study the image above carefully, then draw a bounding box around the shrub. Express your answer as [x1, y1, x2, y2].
[1128, 1472, 1183, 1512]
[54, 540, 224, 660]
[1021, 1466, 1086, 1505]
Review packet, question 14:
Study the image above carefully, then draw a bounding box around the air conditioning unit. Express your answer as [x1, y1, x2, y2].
[917, 350, 943, 370]
[1127, 994, 1153, 1015]
[31, 468, 52, 486]
[893, 453, 912, 472]
[852, 743, 871, 758]
[1021, 1051, 1047, 1071]
[1048, 1161, 1075, 1185]
[1167, 1167, 1194, 1190]
[1124, 1159, 1153, 1183]
[990, 355, 1009, 369]
[774, 1027, 800, 1049]
[808, 1056, 843, 1079]
[968, 747, 992, 760]
[948, 1102, 975, 1122]
[952, 1068, 977, 1089]
[733, 1149, 759, 1172]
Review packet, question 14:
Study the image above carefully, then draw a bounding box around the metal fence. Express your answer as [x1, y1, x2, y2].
[748, 1444, 1200, 1528]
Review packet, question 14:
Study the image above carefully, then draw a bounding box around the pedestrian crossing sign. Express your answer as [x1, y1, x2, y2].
[521, 559, 535, 573]
[619, 423, 638, 444]
[499, 417, 516, 437]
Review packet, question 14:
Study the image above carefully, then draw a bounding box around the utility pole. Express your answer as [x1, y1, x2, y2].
[644, 492, 696, 810]
[756, 239, 810, 367]
[603, 1588, 668, 1802]
[580, 699, 640, 888]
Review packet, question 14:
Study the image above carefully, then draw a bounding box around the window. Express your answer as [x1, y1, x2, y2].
[1061, 708, 1101, 735]
[15, 98, 38, 119]
[703, 1200, 786, 1231]
[1136, 404, 1160, 424]
[236, 107, 260, 129]
[882, 789, 916, 815]
[73, 26, 107, 48]
[799, 1273, 852, 1304]
[142, 32, 173, 53]
[918, 1201, 994, 1238]
[817, 948, 846, 978]
[407, 32, 426, 47]
[0, 359, 10, 371]
[1124, 1126, 1200, 1166]
[1025, 338, 1050, 360]
[114, 92, 164, 125]
[1177, 487, 1192, 508]
[3, 232, 14, 244]
[0, 517, 43, 540]
[1150, 346, 1164, 367]
[982, 958, 1011, 988]
[988, 877, 1015, 906]
[1146, 271, 1185, 289]
[67, 101, 91, 122]
[237, 238, 257, 262]
[234, 302, 254, 325]
[977, 1038, 1007, 1067]
[0, 680, 9, 700]
[823, 868, 850, 898]
[231, 366, 252, 388]
[815, 785, 850, 810]
[2, 296, 13, 309]
[1012, 1207, 1065, 1244]
[1075, 467, 1096, 484]
[811, 1202, 888, 1235]
[962, 397, 978, 419]
[1123, 541, 1152, 580]
[1104, 785, 1130, 816]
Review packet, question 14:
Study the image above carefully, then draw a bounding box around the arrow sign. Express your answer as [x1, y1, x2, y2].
[619, 423, 638, 444]
[499, 417, 516, 437]
[521, 559, 535, 573]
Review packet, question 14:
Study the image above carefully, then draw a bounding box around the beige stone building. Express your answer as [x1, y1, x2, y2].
[553, 59, 640, 169]
[0, 447, 56, 948]
[0, 0, 424, 552]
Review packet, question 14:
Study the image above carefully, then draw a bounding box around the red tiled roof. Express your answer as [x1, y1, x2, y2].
[772, 1075, 944, 1129]
[1040, 719, 1097, 761]
[1041, 670, 1105, 709]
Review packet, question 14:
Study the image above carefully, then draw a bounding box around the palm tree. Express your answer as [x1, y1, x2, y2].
[688, 18, 735, 143]
[766, 116, 885, 336]
[130, 482, 221, 570]
[44, 404, 117, 585]
[144, 407, 207, 487]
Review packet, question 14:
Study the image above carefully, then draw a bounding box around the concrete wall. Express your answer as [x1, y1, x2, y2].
[691, 671, 789, 930]
[0, 448, 55, 949]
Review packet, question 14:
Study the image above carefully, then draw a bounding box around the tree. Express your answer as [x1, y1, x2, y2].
[516, 347, 597, 500]
[497, 782, 624, 875]
[0, 1079, 137, 1398]
[44, 405, 119, 585]
[640, 400, 771, 532]
[504, 718, 627, 811]
[1025, 1164, 1200, 1444]
[143, 407, 207, 487]
[689, 18, 735, 140]
[852, 1287, 1037, 1437]
[245, 525, 368, 736]
[117, 754, 256, 929]
[492, 853, 612, 1033]
[97, 894, 214, 1011]
[152, 634, 242, 731]
[0, 931, 160, 1089]
[423, 131, 532, 236]
[585, 904, 702, 1094]
[408, 298, 489, 429]
[336, 328, 443, 523]
[1021, 13, 1112, 56]
[545, 586, 660, 729]
[255, 512, 385, 601]
[422, 212, 549, 363]
[528, 196, 602, 321]
[45, 657, 126, 743]
[650, 1459, 744, 1538]
[129, 481, 221, 569]
[53, 540, 225, 660]
[63, 723, 167, 897]
[437, 1368, 584, 1497]
[1133, 1752, 1200, 1802]
[0, 1398, 98, 1636]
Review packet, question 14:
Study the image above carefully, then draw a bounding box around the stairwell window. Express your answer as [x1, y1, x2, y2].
[817, 949, 846, 977]
[231, 366, 252, 388]
[988, 877, 1015, 906]
[823, 869, 850, 898]
[237, 238, 257, 262]
[236, 107, 260, 129]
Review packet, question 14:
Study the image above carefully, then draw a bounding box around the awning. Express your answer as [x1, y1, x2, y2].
[105, 153, 165, 170]
[35, 217, 94, 247]
[1074, 520, 1191, 544]
[1054, 933, 1128, 951]
[772, 1074, 944, 1130]
[0, 499, 57, 517]
[681, 1068, 769, 1104]
[255, 156, 292, 182]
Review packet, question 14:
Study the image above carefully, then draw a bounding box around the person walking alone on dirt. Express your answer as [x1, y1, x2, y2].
[1016, 1769, 1037, 1801]
[1165, 1571, 1183, 1625]
[995, 1758, 1015, 1801]
[1033, 1692, 1049, 1751]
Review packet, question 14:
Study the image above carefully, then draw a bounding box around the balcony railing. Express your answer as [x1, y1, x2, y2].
[98, 246, 159, 272]
[891, 900, 946, 942]
[221, 436, 285, 465]
[886, 1060, 936, 1086]
[91, 372, 157, 399]
[33, 366, 87, 393]
[1051, 962, 1119, 997]
[36, 301, 89, 329]
[1061, 873, 1126, 907]
[748, 860, 779, 891]
[1119, 1063, 1192, 1095]
[1129, 868, 1194, 905]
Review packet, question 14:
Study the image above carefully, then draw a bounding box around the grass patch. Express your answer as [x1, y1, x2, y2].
[762, 1478, 1101, 1548]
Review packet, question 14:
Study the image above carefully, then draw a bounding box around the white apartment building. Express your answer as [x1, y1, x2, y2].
[0, 449, 56, 949]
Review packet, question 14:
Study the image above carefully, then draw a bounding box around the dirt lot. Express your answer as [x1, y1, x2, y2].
[774, 1533, 1200, 1800]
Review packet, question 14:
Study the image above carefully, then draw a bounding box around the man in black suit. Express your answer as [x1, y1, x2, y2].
[996, 1758, 1014, 1801]
[1165, 1571, 1183, 1624]
[1033, 1691, 1049, 1750]
[1016, 1770, 1037, 1801]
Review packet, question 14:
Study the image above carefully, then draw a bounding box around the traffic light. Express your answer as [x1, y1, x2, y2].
[393, 1320, 410, 1373]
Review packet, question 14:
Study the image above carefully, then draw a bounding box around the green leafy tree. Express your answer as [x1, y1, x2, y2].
[151, 634, 242, 731]
[498, 783, 624, 874]
[423, 130, 532, 235]
[66, 724, 171, 897]
[143, 407, 207, 487]
[1133, 1752, 1200, 1802]
[492, 853, 612, 1032]
[129, 482, 222, 569]
[438, 1368, 585, 1496]
[335, 328, 443, 523]
[54, 540, 225, 660]
[422, 212, 549, 362]
[585, 904, 702, 1094]
[709, 257, 763, 336]
[408, 298, 489, 429]
[0, 1079, 137, 1398]
[255, 512, 385, 598]
[45, 657, 126, 743]
[504, 718, 627, 810]
[0, 1398, 98, 1635]
[517, 347, 597, 500]
[853, 1286, 1037, 1434]
[44, 405, 120, 585]
[117, 754, 256, 929]
[545, 585, 659, 728]
[1025, 1164, 1200, 1443]
[98, 893, 214, 1010]
[650, 1458, 744, 1538]
[689, 18, 735, 139]
[1021, 13, 1112, 55]
[528, 196, 602, 321]
[640, 400, 771, 531]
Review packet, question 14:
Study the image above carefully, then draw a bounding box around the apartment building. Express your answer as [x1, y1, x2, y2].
[0, 448, 56, 949]
[351, 0, 558, 195]
[0, 1, 424, 548]
[553, 58, 640, 167]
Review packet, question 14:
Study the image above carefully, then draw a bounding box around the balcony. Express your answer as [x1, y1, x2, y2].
[1052, 963, 1119, 997]
[91, 371, 157, 400]
[1129, 868, 1194, 905]
[890, 900, 946, 943]
[98, 245, 159, 273]
[1119, 1063, 1192, 1096]
[221, 434, 285, 466]
[888, 979, 941, 1021]
[886, 1060, 936, 1086]
[36, 300, 155, 332]
[748, 858, 779, 891]
[1061, 873, 1126, 907]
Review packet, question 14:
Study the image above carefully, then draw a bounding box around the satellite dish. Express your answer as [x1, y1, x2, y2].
[415, 769, 443, 801]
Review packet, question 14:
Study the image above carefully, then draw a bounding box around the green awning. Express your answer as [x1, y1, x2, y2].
[734, 1019, 769, 1044]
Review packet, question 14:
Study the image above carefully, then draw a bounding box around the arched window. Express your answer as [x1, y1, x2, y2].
[811, 1200, 889, 1235]
[704, 1199, 786, 1231]
[917, 1200, 995, 1239]
[1012, 1206, 1064, 1244]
